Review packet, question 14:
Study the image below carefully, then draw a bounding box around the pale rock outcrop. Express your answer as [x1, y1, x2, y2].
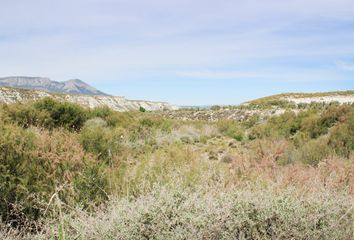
[0, 87, 178, 112]
[283, 95, 354, 104]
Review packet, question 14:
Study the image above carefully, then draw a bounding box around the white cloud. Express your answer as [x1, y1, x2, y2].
[336, 61, 354, 71]
[176, 69, 343, 82]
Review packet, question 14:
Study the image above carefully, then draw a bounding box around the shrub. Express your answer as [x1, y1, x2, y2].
[34, 97, 87, 131]
[140, 118, 154, 127]
[1, 98, 89, 131]
[0, 123, 37, 227]
[89, 106, 134, 127]
[210, 105, 221, 111]
[217, 120, 244, 141]
[84, 117, 108, 128]
[301, 105, 352, 138]
[48, 186, 354, 240]
[89, 105, 114, 119]
[329, 116, 354, 157]
[242, 114, 259, 129]
[279, 136, 332, 166]
[73, 160, 109, 209]
[1, 103, 53, 129]
[0, 125, 109, 227]
[249, 111, 301, 139]
[79, 124, 124, 164]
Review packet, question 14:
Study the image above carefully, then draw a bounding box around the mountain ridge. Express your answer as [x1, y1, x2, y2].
[0, 76, 108, 96]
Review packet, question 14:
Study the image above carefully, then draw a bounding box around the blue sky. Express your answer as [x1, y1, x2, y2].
[1, 0, 354, 105]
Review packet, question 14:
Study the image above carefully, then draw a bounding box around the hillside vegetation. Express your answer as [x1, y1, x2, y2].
[0, 97, 353, 239]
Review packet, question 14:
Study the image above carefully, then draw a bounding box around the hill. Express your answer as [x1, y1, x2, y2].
[0, 87, 176, 112]
[161, 90, 354, 121]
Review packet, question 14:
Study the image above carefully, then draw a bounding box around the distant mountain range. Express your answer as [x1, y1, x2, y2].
[0, 76, 108, 96]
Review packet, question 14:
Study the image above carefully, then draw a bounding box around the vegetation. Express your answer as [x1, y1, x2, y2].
[139, 106, 146, 112]
[0, 98, 353, 239]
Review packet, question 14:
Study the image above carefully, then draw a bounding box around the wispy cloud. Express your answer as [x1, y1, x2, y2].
[177, 69, 343, 83]
[177, 70, 258, 79]
[336, 61, 354, 71]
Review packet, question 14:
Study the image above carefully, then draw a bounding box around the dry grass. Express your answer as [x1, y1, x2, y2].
[224, 139, 354, 195]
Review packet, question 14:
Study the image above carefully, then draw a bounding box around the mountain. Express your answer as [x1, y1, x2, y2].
[0, 76, 108, 96]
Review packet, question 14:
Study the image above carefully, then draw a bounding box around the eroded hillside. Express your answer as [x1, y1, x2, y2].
[161, 90, 354, 121]
[0, 87, 177, 112]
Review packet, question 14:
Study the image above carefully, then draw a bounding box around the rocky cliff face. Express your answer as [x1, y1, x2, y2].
[0, 87, 178, 112]
[0, 77, 108, 96]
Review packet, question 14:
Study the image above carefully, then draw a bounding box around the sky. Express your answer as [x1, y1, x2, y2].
[1, 0, 354, 105]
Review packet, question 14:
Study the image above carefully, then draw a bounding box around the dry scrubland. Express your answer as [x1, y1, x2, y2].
[0, 97, 353, 239]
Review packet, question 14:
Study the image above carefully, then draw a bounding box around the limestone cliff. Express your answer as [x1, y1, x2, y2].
[0, 87, 178, 112]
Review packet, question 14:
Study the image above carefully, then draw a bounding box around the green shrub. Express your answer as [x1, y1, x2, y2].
[140, 118, 154, 127]
[242, 114, 259, 129]
[328, 116, 354, 157]
[89, 105, 114, 119]
[301, 105, 352, 138]
[0, 98, 89, 131]
[279, 136, 332, 166]
[89, 106, 134, 127]
[217, 120, 244, 141]
[250, 111, 301, 139]
[0, 125, 110, 227]
[0, 123, 37, 227]
[79, 125, 124, 163]
[1, 103, 53, 129]
[34, 98, 87, 131]
[73, 160, 109, 209]
[210, 105, 221, 111]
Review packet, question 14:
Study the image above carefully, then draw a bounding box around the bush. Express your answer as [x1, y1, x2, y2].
[73, 160, 109, 209]
[79, 124, 124, 164]
[242, 114, 259, 129]
[1, 103, 53, 129]
[249, 111, 301, 139]
[140, 118, 154, 127]
[0, 123, 37, 227]
[217, 120, 244, 141]
[34, 98, 87, 131]
[0, 125, 110, 227]
[89, 106, 132, 127]
[49, 186, 354, 240]
[1, 98, 89, 131]
[301, 105, 352, 138]
[279, 136, 332, 166]
[210, 105, 221, 111]
[329, 116, 354, 157]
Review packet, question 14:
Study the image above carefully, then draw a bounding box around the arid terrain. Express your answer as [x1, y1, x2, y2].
[0, 89, 353, 239]
[2, 0, 354, 239]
